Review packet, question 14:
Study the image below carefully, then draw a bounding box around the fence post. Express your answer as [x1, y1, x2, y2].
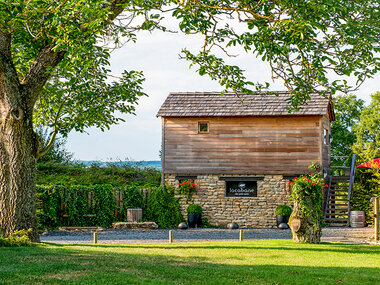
[93, 232, 98, 244]
[239, 230, 243, 242]
[372, 197, 379, 242]
[169, 230, 173, 243]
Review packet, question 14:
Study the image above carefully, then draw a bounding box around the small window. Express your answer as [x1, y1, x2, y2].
[198, 122, 209, 133]
[324, 129, 328, 145]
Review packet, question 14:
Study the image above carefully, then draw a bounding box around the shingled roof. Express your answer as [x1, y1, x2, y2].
[157, 91, 334, 120]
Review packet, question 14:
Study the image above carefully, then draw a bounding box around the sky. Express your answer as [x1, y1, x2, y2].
[66, 25, 380, 162]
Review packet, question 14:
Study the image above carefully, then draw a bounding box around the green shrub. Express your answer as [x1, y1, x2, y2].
[187, 204, 203, 214]
[275, 205, 292, 216]
[290, 174, 325, 230]
[0, 229, 33, 247]
[145, 186, 184, 228]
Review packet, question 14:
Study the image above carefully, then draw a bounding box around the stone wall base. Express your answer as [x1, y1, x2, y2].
[165, 174, 291, 228]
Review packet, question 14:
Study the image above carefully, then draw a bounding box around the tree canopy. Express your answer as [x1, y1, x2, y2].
[331, 94, 365, 166]
[353, 92, 380, 162]
[2, 1, 379, 133]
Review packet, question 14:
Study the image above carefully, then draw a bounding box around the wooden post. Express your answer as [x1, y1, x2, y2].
[169, 230, 173, 243]
[239, 229, 243, 241]
[373, 197, 379, 242]
[93, 232, 98, 244]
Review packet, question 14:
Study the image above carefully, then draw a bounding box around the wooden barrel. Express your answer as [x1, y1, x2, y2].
[350, 211, 365, 228]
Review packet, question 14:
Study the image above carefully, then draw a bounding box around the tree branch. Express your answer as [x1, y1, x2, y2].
[37, 100, 65, 158]
[21, 0, 131, 105]
[37, 127, 58, 158]
[0, 29, 22, 114]
[109, 0, 130, 21]
[21, 45, 65, 104]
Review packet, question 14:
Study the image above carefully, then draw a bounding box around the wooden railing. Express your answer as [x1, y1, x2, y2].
[347, 154, 356, 201]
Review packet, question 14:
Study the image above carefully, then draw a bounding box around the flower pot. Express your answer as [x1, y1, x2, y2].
[276, 215, 290, 227]
[188, 213, 202, 228]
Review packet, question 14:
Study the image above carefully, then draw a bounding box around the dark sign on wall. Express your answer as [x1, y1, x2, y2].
[225, 181, 257, 197]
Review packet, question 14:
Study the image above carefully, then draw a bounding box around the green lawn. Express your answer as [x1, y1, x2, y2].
[1, 241, 379, 284]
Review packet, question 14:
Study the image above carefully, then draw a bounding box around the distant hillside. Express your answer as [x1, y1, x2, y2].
[75, 160, 162, 169]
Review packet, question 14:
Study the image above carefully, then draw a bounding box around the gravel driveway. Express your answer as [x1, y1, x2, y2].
[40, 227, 375, 244]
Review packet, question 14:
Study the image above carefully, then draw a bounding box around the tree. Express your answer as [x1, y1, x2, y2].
[1, 1, 379, 241]
[352, 92, 380, 221]
[35, 127, 73, 164]
[176, 0, 380, 107]
[353, 92, 380, 161]
[0, 1, 147, 241]
[331, 94, 365, 167]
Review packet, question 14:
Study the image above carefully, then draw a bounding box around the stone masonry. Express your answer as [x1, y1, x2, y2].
[165, 174, 291, 228]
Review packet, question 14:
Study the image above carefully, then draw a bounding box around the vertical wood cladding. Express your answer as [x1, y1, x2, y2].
[321, 114, 331, 170]
[163, 116, 324, 175]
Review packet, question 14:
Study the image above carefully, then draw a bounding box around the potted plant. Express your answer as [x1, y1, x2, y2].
[275, 205, 292, 227]
[187, 204, 203, 228]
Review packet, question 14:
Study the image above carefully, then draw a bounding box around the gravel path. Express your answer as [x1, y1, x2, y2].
[40, 227, 375, 244]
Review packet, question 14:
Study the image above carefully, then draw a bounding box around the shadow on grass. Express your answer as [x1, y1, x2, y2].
[43, 240, 380, 255]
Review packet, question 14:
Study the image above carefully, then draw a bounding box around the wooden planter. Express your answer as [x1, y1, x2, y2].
[127, 208, 142, 222]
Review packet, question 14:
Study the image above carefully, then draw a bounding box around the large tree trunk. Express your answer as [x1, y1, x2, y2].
[0, 94, 40, 242]
[289, 199, 321, 244]
[0, 30, 40, 242]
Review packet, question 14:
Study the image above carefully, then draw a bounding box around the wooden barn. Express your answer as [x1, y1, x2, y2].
[157, 91, 335, 228]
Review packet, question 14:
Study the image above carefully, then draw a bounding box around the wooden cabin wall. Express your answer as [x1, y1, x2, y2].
[321, 114, 331, 171]
[163, 116, 324, 175]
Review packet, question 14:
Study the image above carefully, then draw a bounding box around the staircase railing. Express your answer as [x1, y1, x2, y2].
[347, 154, 356, 201]
[324, 154, 356, 222]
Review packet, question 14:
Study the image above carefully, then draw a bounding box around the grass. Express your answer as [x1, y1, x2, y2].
[0, 240, 379, 284]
